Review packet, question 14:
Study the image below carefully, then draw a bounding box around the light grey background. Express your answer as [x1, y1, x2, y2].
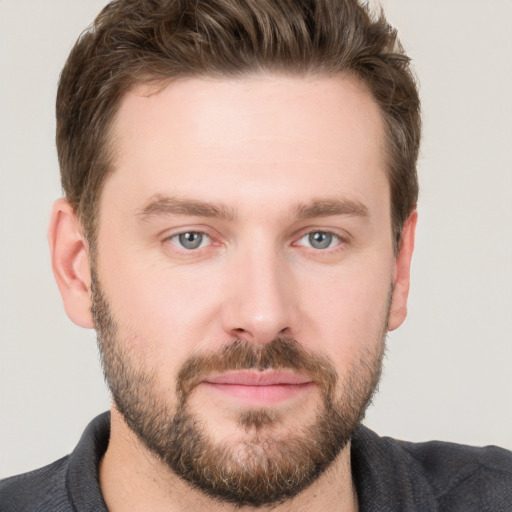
[1, 1, 511, 478]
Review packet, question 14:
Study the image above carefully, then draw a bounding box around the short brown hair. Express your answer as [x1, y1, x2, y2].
[56, 0, 420, 251]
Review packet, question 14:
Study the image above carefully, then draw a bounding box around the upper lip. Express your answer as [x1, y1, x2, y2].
[203, 371, 313, 386]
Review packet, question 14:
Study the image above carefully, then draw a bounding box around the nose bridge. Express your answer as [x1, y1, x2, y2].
[222, 237, 298, 344]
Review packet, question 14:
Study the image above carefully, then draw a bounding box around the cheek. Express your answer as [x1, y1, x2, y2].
[97, 246, 227, 372]
[299, 258, 392, 360]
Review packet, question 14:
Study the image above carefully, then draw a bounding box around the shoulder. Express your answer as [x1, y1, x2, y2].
[0, 456, 71, 512]
[0, 413, 110, 512]
[396, 437, 512, 510]
[352, 426, 512, 511]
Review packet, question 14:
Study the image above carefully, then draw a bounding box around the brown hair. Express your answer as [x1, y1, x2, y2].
[56, 0, 420, 252]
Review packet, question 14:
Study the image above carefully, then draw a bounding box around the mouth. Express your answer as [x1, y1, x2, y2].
[200, 370, 316, 406]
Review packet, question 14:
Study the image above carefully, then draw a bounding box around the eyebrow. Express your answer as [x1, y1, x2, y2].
[136, 195, 369, 222]
[294, 198, 369, 220]
[136, 195, 235, 221]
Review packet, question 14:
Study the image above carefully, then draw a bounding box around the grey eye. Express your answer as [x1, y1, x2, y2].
[177, 232, 206, 250]
[307, 231, 335, 249]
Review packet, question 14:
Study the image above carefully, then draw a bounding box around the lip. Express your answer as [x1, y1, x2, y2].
[204, 371, 313, 386]
[201, 371, 315, 405]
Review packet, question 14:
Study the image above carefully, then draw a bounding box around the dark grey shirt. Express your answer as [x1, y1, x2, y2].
[1, 412, 511, 511]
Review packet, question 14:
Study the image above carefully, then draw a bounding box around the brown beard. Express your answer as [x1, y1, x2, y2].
[91, 271, 386, 507]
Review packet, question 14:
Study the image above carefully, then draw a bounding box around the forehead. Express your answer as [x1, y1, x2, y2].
[105, 73, 388, 215]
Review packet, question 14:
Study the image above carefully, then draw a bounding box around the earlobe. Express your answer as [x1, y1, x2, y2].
[48, 199, 94, 328]
[388, 210, 418, 331]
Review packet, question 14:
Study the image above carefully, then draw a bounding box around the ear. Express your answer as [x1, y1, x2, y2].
[48, 199, 94, 328]
[388, 210, 418, 331]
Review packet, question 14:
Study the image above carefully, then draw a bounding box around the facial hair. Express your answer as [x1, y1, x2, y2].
[91, 271, 387, 507]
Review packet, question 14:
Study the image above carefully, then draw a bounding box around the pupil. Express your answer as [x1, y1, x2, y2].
[309, 232, 332, 249]
[179, 232, 202, 249]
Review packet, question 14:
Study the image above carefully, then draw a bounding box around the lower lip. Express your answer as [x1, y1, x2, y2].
[201, 382, 315, 406]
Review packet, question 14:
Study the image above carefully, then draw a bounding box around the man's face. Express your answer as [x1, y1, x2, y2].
[92, 74, 401, 505]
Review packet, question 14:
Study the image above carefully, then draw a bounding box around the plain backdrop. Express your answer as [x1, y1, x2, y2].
[1, 0, 511, 478]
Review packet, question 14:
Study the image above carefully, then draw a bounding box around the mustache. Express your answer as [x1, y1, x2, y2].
[176, 337, 338, 402]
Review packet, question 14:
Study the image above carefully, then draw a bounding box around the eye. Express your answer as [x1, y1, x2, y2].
[169, 231, 211, 250]
[297, 231, 341, 250]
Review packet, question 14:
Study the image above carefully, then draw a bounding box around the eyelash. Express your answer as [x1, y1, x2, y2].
[295, 231, 344, 250]
[166, 231, 213, 251]
[165, 229, 346, 253]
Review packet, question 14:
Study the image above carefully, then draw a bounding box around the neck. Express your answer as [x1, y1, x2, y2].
[99, 407, 358, 512]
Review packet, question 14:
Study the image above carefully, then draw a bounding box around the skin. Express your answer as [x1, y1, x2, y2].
[48, 74, 417, 511]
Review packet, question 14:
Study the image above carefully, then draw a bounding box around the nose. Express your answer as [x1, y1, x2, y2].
[221, 244, 300, 345]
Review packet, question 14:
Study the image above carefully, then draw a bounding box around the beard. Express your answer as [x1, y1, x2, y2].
[91, 271, 387, 507]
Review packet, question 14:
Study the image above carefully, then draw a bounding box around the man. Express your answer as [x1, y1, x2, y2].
[1, 0, 511, 510]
